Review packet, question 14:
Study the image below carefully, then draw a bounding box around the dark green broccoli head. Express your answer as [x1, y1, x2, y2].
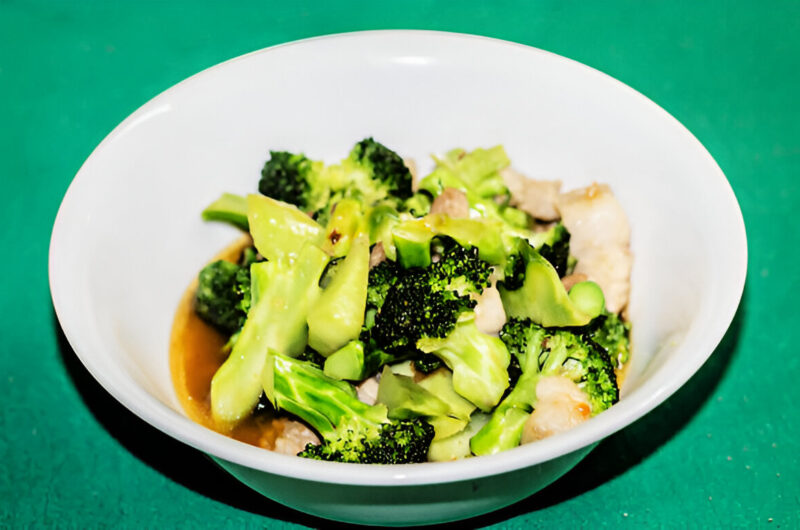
[537, 223, 572, 277]
[581, 312, 632, 366]
[412, 355, 444, 374]
[350, 137, 413, 201]
[259, 151, 327, 213]
[194, 260, 251, 334]
[499, 318, 619, 414]
[298, 418, 434, 464]
[430, 237, 492, 294]
[296, 347, 326, 368]
[366, 259, 400, 311]
[499, 251, 527, 291]
[368, 241, 491, 353]
[371, 267, 476, 352]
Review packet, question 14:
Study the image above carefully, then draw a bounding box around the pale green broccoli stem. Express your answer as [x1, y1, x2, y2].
[210, 243, 329, 424]
[264, 351, 388, 437]
[499, 249, 604, 327]
[416, 316, 510, 412]
[392, 215, 506, 268]
[470, 328, 575, 456]
[201, 192, 249, 230]
[246, 193, 323, 262]
[307, 232, 370, 355]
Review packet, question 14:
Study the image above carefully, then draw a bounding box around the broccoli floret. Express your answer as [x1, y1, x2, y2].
[416, 146, 531, 231]
[315, 138, 414, 224]
[470, 318, 619, 455]
[580, 312, 632, 367]
[194, 260, 250, 334]
[534, 223, 571, 277]
[369, 241, 491, 353]
[499, 225, 572, 288]
[413, 356, 443, 374]
[366, 260, 399, 311]
[353, 241, 490, 378]
[266, 352, 434, 464]
[505, 319, 618, 412]
[258, 151, 329, 214]
[349, 138, 413, 201]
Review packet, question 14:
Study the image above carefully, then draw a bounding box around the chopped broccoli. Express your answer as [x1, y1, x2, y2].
[498, 238, 604, 327]
[258, 139, 413, 224]
[265, 352, 434, 464]
[580, 312, 632, 367]
[417, 317, 510, 412]
[413, 356, 443, 374]
[416, 146, 531, 231]
[194, 260, 250, 334]
[210, 243, 330, 424]
[296, 347, 326, 368]
[368, 241, 491, 354]
[530, 223, 572, 277]
[349, 137, 414, 201]
[258, 151, 329, 214]
[201, 192, 250, 230]
[418, 146, 510, 199]
[470, 318, 619, 455]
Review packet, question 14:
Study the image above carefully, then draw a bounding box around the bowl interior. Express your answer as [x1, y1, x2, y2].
[50, 31, 746, 485]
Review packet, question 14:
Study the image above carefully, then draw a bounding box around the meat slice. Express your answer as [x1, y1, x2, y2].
[430, 187, 469, 218]
[271, 419, 320, 456]
[520, 376, 591, 443]
[556, 183, 632, 313]
[500, 167, 561, 221]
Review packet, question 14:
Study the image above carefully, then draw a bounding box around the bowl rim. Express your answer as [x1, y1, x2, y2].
[49, 29, 747, 486]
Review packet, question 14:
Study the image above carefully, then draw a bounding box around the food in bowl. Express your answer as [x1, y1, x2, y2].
[171, 137, 633, 464]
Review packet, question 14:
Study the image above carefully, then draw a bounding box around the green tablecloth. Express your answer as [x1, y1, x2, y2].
[2, 1, 797, 527]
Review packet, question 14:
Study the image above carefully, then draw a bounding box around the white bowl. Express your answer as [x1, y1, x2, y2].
[49, 30, 746, 526]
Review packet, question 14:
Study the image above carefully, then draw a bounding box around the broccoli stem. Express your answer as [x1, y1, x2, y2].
[210, 243, 329, 424]
[416, 317, 510, 412]
[201, 192, 249, 230]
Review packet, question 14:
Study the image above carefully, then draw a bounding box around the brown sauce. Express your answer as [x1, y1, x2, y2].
[169, 235, 286, 449]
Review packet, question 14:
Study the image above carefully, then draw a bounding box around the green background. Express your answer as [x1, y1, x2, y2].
[2, 1, 798, 527]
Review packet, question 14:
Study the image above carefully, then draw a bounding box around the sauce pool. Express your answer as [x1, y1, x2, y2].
[168, 235, 286, 449]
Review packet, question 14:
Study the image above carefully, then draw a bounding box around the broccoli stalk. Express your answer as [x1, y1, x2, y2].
[209, 243, 329, 424]
[246, 193, 324, 262]
[392, 215, 507, 268]
[498, 239, 605, 327]
[417, 316, 510, 412]
[263, 352, 434, 464]
[307, 232, 370, 355]
[470, 318, 619, 455]
[201, 192, 250, 230]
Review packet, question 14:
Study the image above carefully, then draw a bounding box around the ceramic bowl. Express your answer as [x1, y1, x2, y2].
[49, 31, 746, 526]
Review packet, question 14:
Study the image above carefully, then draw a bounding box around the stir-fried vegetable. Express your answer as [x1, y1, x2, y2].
[192, 138, 632, 463]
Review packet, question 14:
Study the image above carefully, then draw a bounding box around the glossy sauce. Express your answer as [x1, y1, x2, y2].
[169, 236, 286, 449]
